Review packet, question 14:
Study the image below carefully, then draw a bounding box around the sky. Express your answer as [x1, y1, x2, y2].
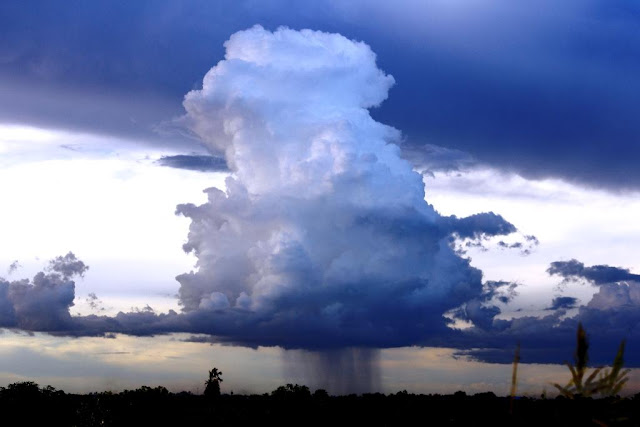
[1, 0, 640, 396]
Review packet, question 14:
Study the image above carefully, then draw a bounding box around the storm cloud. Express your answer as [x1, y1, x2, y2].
[156, 154, 228, 172]
[3, 258, 640, 368]
[460, 262, 640, 365]
[1, 1, 639, 189]
[0, 27, 516, 359]
[547, 259, 640, 285]
[171, 25, 517, 350]
[0, 252, 83, 331]
[0, 28, 518, 352]
[547, 296, 579, 310]
[3, 24, 640, 376]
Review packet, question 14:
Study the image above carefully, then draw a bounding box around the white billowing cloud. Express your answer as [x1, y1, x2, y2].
[175, 26, 515, 349]
[586, 281, 640, 311]
[183, 25, 402, 197]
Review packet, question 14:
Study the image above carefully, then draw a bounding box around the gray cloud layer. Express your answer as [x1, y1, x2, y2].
[0, 252, 84, 331]
[156, 154, 228, 172]
[547, 259, 640, 285]
[2, 253, 640, 366]
[1, 1, 638, 189]
[547, 296, 579, 310]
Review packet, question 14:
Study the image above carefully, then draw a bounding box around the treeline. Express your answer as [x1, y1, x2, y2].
[1, 381, 640, 426]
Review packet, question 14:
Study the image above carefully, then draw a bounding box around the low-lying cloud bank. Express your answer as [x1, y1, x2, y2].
[2, 254, 639, 366]
[0, 253, 87, 331]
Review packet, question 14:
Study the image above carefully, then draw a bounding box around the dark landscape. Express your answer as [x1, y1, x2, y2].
[3, 380, 640, 427]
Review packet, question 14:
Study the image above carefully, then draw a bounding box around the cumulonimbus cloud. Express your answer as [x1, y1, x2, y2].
[171, 25, 517, 349]
[0, 28, 517, 351]
[11, 27, 640, 370]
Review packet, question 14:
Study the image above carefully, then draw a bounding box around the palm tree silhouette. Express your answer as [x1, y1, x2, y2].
[204, 368, 223, 398]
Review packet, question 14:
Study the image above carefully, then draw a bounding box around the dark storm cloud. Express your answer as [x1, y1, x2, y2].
[447, 280, 518, 331]
[371, 0, 640, 191]
[0, 255, 83, 331]
[4, 253, 640, 367]
[8, 272, 76, 330]
[3, 12, 640, 370]
[0, 0, 323, 144]
[442, 212, 517, 240]
[1, 1, 639, 189]
[0, 26, 521, 357]
[459, 264, 640, 366]
[547, 259, 640, 285]
[97, 280, 640, 366]
[156, 155, 228, 172]
[0, 253, 89, 331]
[166, 26, 525, 352]
[0, 77, 187, 146]
[460, 285, 640, 366]
[39, 27, 634, 365]
[483, 281, 519, 305]
[547, 296, 579, 310]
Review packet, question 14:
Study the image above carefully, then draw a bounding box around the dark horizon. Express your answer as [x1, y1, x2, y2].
[1, 0, 639, 396]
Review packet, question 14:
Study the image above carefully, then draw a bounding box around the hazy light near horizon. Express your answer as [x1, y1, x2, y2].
[0, 124, 226, 315]
[0, 331, 638, 396]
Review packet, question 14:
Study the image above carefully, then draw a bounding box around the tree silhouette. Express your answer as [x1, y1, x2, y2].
[271, 384, 311, 401]
[204, 368, 223, 399]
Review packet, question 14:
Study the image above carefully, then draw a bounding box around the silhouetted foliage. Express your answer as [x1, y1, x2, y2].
[271, 383, 311, 400]
[0, 382, 72, 425]
[2, 380, 41, 398]
[204, 367, 223, 399]
[554, 322, 630, 399]
[313, 388, 329, 399]
[598, 339, 631, 397]
[0, 379, 638, 426]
